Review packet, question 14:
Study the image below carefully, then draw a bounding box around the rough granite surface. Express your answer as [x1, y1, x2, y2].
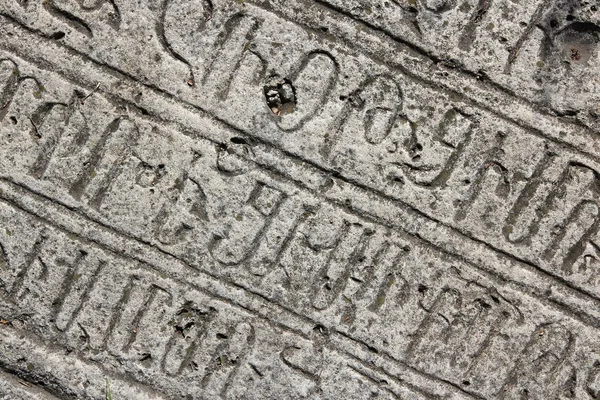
[0, 0, 600, 398]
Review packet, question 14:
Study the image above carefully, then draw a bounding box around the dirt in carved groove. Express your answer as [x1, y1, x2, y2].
[264, 76, 296, 117]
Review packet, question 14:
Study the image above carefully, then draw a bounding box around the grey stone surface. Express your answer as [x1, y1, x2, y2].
[0, 0, 600, 398]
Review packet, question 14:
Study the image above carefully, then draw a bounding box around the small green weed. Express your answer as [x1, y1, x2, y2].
[106, 379, 112, 400]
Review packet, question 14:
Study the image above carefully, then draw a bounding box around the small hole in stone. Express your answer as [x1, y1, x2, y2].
[366, 344, 379, 353]
[51, 31, 66, 40]
[462, 380, 471, 386]
[9, 116, 17, 124]
[230, 137, 247, 145]
[313, 324, 327, 334]
[478, 299, 492, 309]
[264, 76, 296, 117]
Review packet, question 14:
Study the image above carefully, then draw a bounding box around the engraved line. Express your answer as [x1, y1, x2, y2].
[156, 0, 196, 85]
[458, 0, 494, 51]
[102, 274, 138, 351]
[59, 259, 105, 334]
[42, 1, 93, 38]
[51, 249, 88, 330]
[122, 284, 161, 353]
[333, 330, 484, 400]
[504, 0, 553, 73]
[8, 232, 46, 299]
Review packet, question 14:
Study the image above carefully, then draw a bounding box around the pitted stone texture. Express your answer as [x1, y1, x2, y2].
[0, 0, 600, 399]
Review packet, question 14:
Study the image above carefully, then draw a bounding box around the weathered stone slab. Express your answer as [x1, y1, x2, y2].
[1, 0, 600, 399]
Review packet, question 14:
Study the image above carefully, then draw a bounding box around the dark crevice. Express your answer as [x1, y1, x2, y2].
[50, 31, 65, 40]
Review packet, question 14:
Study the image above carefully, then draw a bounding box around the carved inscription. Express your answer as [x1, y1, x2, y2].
[6, 0, 600, 306]
[0, 201, 433, 398]
[3, 2, 600, 397]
